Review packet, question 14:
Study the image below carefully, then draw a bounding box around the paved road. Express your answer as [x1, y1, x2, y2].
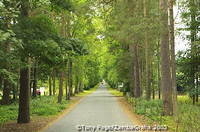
[44, 84, 134, 132]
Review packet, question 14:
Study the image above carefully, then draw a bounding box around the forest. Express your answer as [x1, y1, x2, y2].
[0, 0, 200, 132]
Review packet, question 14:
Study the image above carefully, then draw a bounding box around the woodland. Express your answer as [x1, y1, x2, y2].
[0, 0, 199, 131]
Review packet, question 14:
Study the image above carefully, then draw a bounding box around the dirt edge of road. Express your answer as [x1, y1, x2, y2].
[117, 97, 143, 125]
[39, 95, 86, 132]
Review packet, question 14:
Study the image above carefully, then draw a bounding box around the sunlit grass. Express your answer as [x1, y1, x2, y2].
[177, 95, 192, 104]
[108, 87, 123, 97]
[77, 85, 99, 97]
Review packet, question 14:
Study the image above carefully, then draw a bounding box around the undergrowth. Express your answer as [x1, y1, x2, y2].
[0, 85, 98, 124]
[0, 96, 69, 124]
[126, 96, 200, 132]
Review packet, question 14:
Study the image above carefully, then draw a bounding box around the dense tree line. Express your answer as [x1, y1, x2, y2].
[0, 0, 102, 123]
[100, 0, 199, 116]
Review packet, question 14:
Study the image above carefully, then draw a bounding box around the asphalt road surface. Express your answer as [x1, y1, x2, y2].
[44, 84, 134, 132]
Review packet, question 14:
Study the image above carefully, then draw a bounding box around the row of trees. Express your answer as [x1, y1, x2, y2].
[101, 0, 199, 116]
[176, 0, 200, 104]
[0, 0, 102, 123]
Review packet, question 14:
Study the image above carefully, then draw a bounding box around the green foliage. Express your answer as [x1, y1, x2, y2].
[127, 96, 200, 132]
[50, 0, 74, 11]
[0, 103, 18, 124]
[176, 103, 200, 132]
[129, 98, 163, 120]
[0, 96, 69, 124]
[0, 1, 22, 88]
[0, 69, 18, 86]
[31, 96, 69, 116]
[176, 50, 200, 96]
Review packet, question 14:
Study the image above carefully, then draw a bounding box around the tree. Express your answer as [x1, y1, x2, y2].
[17, 0, 31, 123]
[179, 0, 200, 104]
[160, 0, 174, 116]
[169, 0, 177, 115]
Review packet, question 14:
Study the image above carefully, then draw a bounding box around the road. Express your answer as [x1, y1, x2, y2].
[44, 84, 134, 132]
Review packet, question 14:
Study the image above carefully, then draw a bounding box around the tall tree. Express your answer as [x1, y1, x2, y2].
[58, 72, 64, 103]
[160, 0, 173, 116]
[17, 0, 30, 123]
[144, 0, 151, 100]
[169, 0, 177, 115]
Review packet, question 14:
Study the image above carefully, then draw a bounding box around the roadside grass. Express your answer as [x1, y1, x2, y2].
[127, 95, 200, 132]
[0, 96, 69, 125]
[108, 88, 200, 132]
[0, 85, 98, 125]
[77, 84, 99, 97]
[107, 87, 123, 97]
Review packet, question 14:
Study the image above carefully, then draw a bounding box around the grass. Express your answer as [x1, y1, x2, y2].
[108, 88, 200, 132]
[0, 85, 98, 125]
[127, 95, 200, 132]
[107, 87, 123, 97]
[77, 85, 99, 97]
[0, 96, 69, 124]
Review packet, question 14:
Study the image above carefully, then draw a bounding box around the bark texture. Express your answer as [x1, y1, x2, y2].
[160, 0, 173, 116]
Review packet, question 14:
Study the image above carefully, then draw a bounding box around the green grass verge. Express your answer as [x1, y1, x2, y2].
[107, 87, 123, 97]
[0, 85, 98, 124]
[77, 85, 99, 97]
[108, 87, 200, 132]
[126, 96, 200, 132]
[0, 96, 69, 124]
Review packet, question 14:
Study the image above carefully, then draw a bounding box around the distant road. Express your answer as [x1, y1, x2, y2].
[44, 84, 133, 132]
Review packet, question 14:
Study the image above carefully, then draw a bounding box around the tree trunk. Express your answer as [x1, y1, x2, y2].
[2, 80, 11, 104]
[169, 0, 177, 115]
[0, 77, 2, 91]
[17, 61, 30, 123]
[196, 75, 199, 102]
[134, 45, 141, 98]
[65, 66, 69, 100]
[52, 70, 56, 95]
[129, 44, 135, 97]
[143, 0, 151, 100]
[0, 77, 3, 100]
[79, 82, 83, 92]
[157, 40, 161, 99]
[32, 61, 37, 97]
[2, 37, 11, 105]
[17, 0, 30, 123]
[49, 76, 52, 96]
[75, 77, 79, 94]
[65, 75, 69, 100]
[160, 0, 173, 116]
[58, 72, 64, 103]
[68, 58, 73, 98]
[13, 84, 17, 101]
